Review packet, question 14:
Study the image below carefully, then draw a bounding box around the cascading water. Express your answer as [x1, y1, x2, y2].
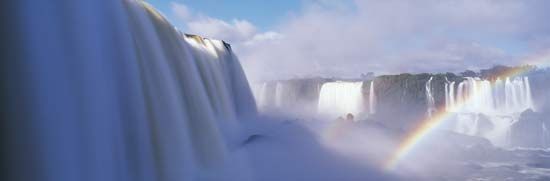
[369, 81, 377, 114]
[274, 82, 285, 108]
[253, 82, 268, 108]
[444, 78, 456, 112]
[318, 82, 364, 119]
[252, 79, 327, 116]
[444, 77, 535, 147]
[1, 0, 257, 180]
[425, 77, 436, 117]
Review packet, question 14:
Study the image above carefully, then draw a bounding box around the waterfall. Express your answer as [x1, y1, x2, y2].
[255, 82, 268, 108]
[252, 81, 280, 110]
[446, 77, 534, 114]
[1, 0, 257, 180]
[274, 82, 285, 107]
[445, 76, 535, 147]
[450, 82, 456, 111]
[318, 82, 364, 119]
[369, 81, 376, 114]
[444, 79, 456, 112]
[445, 79, 449, 111]
[425, 77, 436, 117]
[524, 77, 535, 112]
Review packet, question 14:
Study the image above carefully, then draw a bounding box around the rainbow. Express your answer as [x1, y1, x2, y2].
[384, 61, 547, 170]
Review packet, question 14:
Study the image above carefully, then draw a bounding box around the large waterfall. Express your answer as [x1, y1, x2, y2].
[318, 82, 364, 119]
[1, 1, 256, 181]
[444, 77, 535, 146]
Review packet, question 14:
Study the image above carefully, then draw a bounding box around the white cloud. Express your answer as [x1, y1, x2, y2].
[170, 2, 272, 44]
[170, 1, 550, 81]
[244, 31, 283, 46]
[171, 2, 191, 21]
[187, 18, 255, 42]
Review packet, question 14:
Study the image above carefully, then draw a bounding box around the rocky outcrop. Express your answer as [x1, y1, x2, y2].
[475, 114, 494, 137]
[527, 68, 550, 113]
[365, 73, 463, 130]
[511, 109, 549, 148]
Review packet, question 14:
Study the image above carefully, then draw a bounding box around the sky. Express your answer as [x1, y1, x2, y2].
[146, 0, 550, 81]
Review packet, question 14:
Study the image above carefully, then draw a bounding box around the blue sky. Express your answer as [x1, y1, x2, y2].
[147, 0, 301, 31]
[144, 0, 550, 80]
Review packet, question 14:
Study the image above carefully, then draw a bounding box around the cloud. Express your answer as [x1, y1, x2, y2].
[244, 31, 283, 46]
[170, 2, 275, 45]
[171, 2, 191, 21]
[171, 1, 550, 81]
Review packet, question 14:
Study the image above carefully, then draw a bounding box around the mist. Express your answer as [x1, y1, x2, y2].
[2, 0, 550, 181]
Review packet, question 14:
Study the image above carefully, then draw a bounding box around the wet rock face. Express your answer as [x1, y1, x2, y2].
[528, 68, 550, 113]
[511, 109, 549, 148]
[475, 114, 494, 137]
[280, 78, 329, 108]
[366, 73, 462, 130]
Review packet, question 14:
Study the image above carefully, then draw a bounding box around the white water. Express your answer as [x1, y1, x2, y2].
[275, 82, 285, 108]
[369, 81, 377, 114]
[8, 0, 257, 180]
[253, 82, 268, 108]
[318, 82, 364, 119]
[253, 82, 280, 111]
[425, 77, 436, 117]
[445, 77, 456, 112]
[446, 77, 534, 114]
[444, 77, 535, 147]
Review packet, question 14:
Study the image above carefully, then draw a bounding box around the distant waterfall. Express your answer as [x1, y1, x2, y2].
[253, 82, 278, 110]
[369, 81, 377, 114]
[444, 78, 456, 112]
[444, 77, 535, 114]
[425, 77, 436, 117]
[318, 82, 364, 119]
[256, 82, 268, 108]
[0, 0, 257, 180]
[275, 82, 285, 107]
[444, 77, 535, 147]
[523, 77, 535, 112]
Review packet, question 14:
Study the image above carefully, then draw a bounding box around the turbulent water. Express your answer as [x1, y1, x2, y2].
[1, 1, 256, 180]
[444, 77, 536, 146]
